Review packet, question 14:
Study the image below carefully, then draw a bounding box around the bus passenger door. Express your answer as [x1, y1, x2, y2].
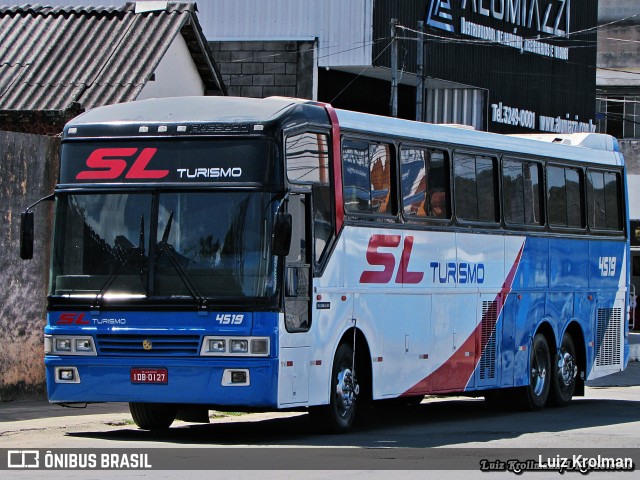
[279, 193, 311, 405]
[283, 193, 311, 333]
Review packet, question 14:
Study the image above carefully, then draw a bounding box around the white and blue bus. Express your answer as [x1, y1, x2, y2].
[22, 96, 630, 432]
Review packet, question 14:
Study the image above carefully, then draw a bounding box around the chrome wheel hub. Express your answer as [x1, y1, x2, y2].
[557, 351, 577, 387]
[335, 368, 358, 417]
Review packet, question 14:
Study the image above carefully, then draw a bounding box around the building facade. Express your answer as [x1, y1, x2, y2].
[596, 0, 640, 323]
[41, 1, 599, 135]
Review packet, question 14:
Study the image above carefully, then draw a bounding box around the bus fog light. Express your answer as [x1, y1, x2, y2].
[250, 338, 269, 355]
[231, 371, 247, 384]
[222, 369, 250, 386]
[230, 339, 248, 353]
[208, 339, 226, 353]
[55, 366, 80, 383]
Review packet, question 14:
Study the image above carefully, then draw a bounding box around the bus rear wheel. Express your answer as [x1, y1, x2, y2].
[518, 333, 551, 410]
[550, 333, 578, 406]
[129, 402, 177, 430]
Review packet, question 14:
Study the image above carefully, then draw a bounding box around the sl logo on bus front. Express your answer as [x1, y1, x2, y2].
[76, 148, 169, 180]
[359, 234, 485, 285]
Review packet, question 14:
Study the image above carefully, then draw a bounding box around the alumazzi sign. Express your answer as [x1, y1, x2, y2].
[372, 0, 597, 134]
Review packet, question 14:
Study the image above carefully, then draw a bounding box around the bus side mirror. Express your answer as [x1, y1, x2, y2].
[20, 211, 34, 260]
[272, 212, 292, 257]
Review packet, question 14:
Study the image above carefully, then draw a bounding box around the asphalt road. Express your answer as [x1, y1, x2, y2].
[2, 351, 640, 480]
[1, 363, 640, 479]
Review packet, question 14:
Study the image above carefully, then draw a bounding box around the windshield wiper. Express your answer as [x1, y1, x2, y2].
[92, 214, 147, 309]
[155, 211, 207, 311]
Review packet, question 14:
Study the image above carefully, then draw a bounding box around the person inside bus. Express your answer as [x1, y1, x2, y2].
[428, 190, 446, 218]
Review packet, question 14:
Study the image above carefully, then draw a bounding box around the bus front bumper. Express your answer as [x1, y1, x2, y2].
[44, 356, 279, 407]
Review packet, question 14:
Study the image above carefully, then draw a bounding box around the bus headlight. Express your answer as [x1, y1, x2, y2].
[208, 339, 226, 353]
[55, 338, 72, 352]
[230, 339, 248, 354]
[45, 335, 97, 356]
[200, 336, 270, 357]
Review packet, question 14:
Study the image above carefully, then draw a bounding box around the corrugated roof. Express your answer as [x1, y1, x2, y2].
[0, 2, 226, 113]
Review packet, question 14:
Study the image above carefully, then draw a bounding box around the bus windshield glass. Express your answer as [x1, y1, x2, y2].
[50, 191, 278, 302]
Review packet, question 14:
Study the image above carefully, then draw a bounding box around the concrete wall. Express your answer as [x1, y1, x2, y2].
[209, 40, 315, 99]
[0, 132, 59, 400]
[598, 0, 640, 23]
[137, 34, 206, 101]
[621, 140, 640, 175]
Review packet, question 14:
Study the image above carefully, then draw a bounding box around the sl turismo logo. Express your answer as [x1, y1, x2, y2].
[426, 0, 455, 32]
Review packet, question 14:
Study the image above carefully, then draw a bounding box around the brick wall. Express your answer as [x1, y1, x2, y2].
[209, 40, 314, 99]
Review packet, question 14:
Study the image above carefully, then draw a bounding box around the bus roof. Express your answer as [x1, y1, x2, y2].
[335, 108, 624, 167]
[67, 96, 301, 126]
[66, 96, 624, 168]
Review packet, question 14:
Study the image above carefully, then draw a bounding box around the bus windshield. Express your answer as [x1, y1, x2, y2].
[50, 191, 277, 302]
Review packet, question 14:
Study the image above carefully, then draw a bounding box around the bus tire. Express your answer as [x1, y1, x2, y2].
[129, 402, 177, 430]
[549, 333, 578, 407]
[518, 333, 551, 410]
[310, 342, 358, 433]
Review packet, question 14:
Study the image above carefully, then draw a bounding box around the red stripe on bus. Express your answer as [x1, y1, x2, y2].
[322, 104, 344, 235]
[401, 242, 525, 396]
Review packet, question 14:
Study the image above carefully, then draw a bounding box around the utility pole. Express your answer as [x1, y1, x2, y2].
[416, 21, 425, 122]
[390, 18, 398, 117]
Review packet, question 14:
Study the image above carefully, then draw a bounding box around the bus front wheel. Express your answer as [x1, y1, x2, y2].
[519, 333, 551, 410]
[310, 342, 358, 433]
[129, 402, 177, 430]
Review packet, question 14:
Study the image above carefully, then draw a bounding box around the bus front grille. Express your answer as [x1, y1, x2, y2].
[95, 334, 201, 356]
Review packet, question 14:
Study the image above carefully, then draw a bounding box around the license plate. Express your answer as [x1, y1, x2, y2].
[130, 368, 168, 384]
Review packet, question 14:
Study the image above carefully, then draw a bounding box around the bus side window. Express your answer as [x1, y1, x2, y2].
[343, 139, 370, 213]
[425, 150, 449, 218]
[370, 143, 393, 215]
[547, 165, 584, 229]
[343, 138, 395, 216]
[400, 146, 449, 219]
[453, 152, 497, 222]
[400, 147, 427, 216]
[285, 130, 334, 270]
[502, 159, 542, 226]
[587, 170, 622, 231]
[312, 184, 332, 263]
[285, 132, 329, 184]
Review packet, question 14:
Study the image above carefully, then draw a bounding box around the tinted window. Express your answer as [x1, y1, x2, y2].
[400, 147, 449, 219]
[285, 132, 334, 266]
[343, 139, 370, 213]
[370, 143, 393, 215]
[587, 170, 622, 231]
[343, 138, 394, 216]
[286, 132, 330, 184]
[454, 153, 497, 222]
[547, 165, 584, 228]
[503, 159, 542, 225]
